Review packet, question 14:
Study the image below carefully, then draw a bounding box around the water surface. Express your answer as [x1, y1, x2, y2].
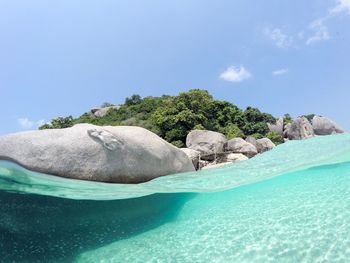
[1, 134, 350, 262]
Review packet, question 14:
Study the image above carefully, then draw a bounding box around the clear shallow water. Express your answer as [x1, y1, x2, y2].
[1, 134, 350, 262]
[77, 162, 350, 263]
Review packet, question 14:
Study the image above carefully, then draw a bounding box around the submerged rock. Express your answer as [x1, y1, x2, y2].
[225, 138, 258, 157]
[286, 117, 315, 140]
[312, 116, 344, 135]
[0, 124, 194, 183]
[186, 130, 227, 155]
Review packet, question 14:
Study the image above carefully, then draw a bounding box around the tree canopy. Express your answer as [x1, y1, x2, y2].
[40, 89, 279, 147]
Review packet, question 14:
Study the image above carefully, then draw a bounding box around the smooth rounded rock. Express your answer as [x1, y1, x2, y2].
[0, 124, 195, 183]
[186, 130, 227, 155]
[286, 117, 315, 140]
[225, 138, 258, 157]
[256, 138, 276, 153]
[312, 116, 344, 135]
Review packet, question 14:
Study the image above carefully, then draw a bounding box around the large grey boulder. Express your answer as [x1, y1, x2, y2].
[286, 117, 315, 140]
[0, 124, 194, 183]
[312, 116, 344, 135]
[256, 138, 276, 153]
[91, 106, 119, 118]
[267, 118, 284, 136]
[180, 148, 201, 170]
[225, 138, 258, 157]
[186, 130, 227, 155]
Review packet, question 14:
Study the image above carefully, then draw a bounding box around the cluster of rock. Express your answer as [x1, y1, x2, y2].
[268, 115, 344, 141]
[181, 115, 345, 170]
[181, 130, 276, 170]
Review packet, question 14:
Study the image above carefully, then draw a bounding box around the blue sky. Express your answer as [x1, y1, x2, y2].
[0, 0, 349, 135]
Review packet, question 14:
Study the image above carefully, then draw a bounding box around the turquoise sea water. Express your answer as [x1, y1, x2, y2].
[1, 134, 350, 262]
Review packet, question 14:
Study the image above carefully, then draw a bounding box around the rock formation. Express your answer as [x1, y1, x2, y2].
[225, 138, 258, 157]
[90, 106, 119, 118]
[0, 124, 194, 183]
[256, 138, 276, 153]
[285, 117, 315, 140]
[186, 130, 227, 155]
[312, 116, 344, 135]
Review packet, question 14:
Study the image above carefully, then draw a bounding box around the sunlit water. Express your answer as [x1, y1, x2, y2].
[1, 134, 350, 262]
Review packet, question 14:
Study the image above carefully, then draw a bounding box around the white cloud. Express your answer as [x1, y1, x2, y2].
[306, 19, 330, 45]
[264, 27, 293, 48]
[18, 118, 45, 129]
[305, 0, 350, 45]
[220, 66, 252, 83]
[272, 68, 289, 76]
[18, 118, 34, 129]
[330, 0, 350, 15]
[264, 1, 349, 48]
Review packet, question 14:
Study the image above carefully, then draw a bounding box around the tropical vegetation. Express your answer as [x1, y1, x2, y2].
[40, 89, 287, 146]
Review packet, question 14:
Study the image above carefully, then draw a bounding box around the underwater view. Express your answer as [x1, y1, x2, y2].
[1, 134, 350, 262]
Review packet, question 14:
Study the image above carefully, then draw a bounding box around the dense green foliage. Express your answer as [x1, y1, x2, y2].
[40, 89, 279, 146]
[266, 131, 285, 145]
[39, 116, 74, 130]
[301, 114, 316, 122]
[283, 113, 293, 124]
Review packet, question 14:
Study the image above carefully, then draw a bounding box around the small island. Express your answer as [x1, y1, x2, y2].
[0, 90, 344, 183]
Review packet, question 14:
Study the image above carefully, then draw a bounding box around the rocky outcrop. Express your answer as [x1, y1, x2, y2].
[0, 124, 194, 183]
[285, 117, 315, 140]
[225, 138, 258, 157]
[186, 130, 227, 156]
[267, 118, 284, 136]
[256, 138, 276, 153]
[91, 106, 119, 118]
[312, 116, 344, 135]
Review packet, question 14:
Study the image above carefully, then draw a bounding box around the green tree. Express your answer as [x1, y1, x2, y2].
[225, 123, 244, 139]
[151, 90, 213, 144]
[39, 116, 74, 129]
[125, 94, 142, 106]
[266, 131, 284, 145]
[302, 114, 316, 122]
[283, 113, 293, 124]
[100, 102, 115, 108]
[40, 89, 286, 146]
